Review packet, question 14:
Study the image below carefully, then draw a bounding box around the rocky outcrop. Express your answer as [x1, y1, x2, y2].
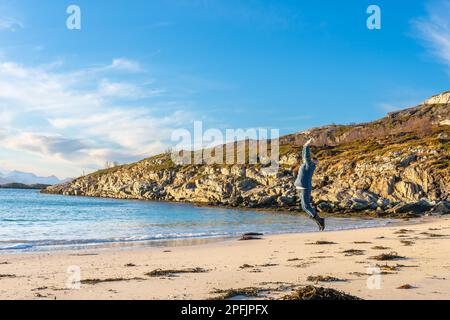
[44, 93, 450, 216]
[424, 91, 450, 105]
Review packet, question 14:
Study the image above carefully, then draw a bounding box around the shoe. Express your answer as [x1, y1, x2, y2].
[313, 216, 325, 231]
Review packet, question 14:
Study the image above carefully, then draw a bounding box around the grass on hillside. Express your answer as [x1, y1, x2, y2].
[84, 127, 448, 179]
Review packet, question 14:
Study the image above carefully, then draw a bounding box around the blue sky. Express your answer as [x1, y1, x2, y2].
[0, 0, 449, 178]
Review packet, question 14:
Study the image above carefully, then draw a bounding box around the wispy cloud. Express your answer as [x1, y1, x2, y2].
[413, 1, 450, 68]
[107, 58, 144, 73]
[0, 59, 195, 176]
[0, 16, 23, 31]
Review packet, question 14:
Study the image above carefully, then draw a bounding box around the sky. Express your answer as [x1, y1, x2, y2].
[0, 0, 449, 178]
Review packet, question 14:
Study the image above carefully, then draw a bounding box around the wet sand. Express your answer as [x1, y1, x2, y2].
[0, 216, 449, 300]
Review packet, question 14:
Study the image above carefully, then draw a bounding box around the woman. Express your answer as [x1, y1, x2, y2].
[294, 138, 325, 231]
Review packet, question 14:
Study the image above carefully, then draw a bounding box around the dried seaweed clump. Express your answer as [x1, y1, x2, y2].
[307, 275, 347, 283]
[370, 252, 406, 261]
[146, 267, 207, 277]
[342, 249, 365, 256]
[211, 287, 260, 300]
[307, 241, 337, 245]
[283, 286, 362, 300]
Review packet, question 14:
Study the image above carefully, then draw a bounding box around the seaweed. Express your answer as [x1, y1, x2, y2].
[283, 286, 362, 300]
[307, 275, 348, 283]
[421, 232, 447, 238]
[211, 287, 260, 300]
[342, 249, 365, 256]
[258, 263, 278, 267]
[376, 264, 401, 271]
[400, 240, 415, 246]
[349, 272, 366, 277]
[394, 229, 415, 235]
[81, 277, 144, 285]
[307, 241, 337, 245]
[146, 267, 207, 277]
[294, 261, 317, 268]
[32, 287, 49, 291]
[371, 246, 391, 250]
[370, 252, 406, 261]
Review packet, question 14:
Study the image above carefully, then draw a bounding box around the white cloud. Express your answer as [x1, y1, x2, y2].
[413, 1, 450, 68]
[0, 59, 195, 176]
[108, 58, 143, 72]
[0, 16, 23, 31]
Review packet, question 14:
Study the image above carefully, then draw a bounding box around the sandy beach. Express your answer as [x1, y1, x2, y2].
[0, 216, 449, 300]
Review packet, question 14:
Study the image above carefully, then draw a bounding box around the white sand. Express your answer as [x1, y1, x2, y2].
[1, 216, 449, 300]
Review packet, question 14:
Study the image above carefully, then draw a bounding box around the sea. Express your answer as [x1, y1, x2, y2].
[0, 189, 392, 253]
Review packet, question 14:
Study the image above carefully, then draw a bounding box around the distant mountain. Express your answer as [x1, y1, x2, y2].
[0, 170, 68, 186]
[0, 183, 50, 190]
[0, 177, 11, 184]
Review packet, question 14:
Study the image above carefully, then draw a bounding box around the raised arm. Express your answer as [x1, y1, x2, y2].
[303, 138, 314, 168]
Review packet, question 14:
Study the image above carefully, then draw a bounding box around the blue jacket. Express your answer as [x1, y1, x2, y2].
[294, 144, 316, 190]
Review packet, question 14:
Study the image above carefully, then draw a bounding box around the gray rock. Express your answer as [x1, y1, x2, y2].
[392, 200, 433, 214]
[257, 196, 276, 206]
[399, 154, 417, 167]
[430, 201, 450, 215]
[350, 199, 371, 211]
[317, 201, 334, 213]
[278, 196, 296, 206]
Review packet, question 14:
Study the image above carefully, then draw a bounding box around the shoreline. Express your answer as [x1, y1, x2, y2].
[41, 188, 409, 219]
[0, 216, 399, 256]
[1, 215, 449, 300]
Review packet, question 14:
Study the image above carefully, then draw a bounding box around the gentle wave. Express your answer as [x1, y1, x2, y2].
[0, 244, 34, 250]
[0, 231, 237, 251]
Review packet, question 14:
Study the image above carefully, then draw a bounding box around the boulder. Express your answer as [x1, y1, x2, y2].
[257, 195, 276, 206]
[429, 201, 450, 215]
[317, 201, 334, 213]
[350, 198, 371, 211]
[278, 195, 296, 207]
[391, 200, 433, 215]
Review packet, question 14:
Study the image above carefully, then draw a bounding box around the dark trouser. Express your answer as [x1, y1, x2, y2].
[298, 188, 317, 219]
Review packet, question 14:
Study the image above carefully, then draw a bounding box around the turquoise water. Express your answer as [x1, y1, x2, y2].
[0, 189, 391, 253]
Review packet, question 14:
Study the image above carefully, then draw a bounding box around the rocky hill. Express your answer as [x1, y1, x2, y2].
[44, 92, 450, 216]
